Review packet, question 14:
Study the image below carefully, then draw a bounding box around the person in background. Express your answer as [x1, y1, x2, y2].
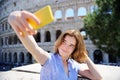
[8, 10, 102, 80]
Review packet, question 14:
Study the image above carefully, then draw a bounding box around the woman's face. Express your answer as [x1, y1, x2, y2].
[58, 35, 76, 59]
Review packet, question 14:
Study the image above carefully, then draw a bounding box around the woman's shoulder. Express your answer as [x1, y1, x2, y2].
[45, 53, 58, 60]
[68, 59, 81, 67]
[69, 59, 81, 72]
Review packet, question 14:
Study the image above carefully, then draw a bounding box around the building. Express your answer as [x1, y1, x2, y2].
[0, 0, 113, 69]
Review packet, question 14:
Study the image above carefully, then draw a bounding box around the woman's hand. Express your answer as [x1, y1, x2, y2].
[79, 52, 102, 80]
[8, 11, 40, 37]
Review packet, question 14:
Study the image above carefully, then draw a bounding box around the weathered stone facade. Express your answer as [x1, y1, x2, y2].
[0, 0, 110, 67]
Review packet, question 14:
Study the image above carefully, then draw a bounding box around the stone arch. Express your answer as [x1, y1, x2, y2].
[90, 5, 98, 13]
[18, 38, 21, 43]
[93, 50, 103, 64]
[56, 30, 62, 40]
[4, 52, 7, 62]
[9, 24, 12, 30]
[34, 32, 41, 42]
[19, 52, 24, 63]
[54, 10, 62, 21]
[8, 36, 12, 45]
[8, 52, 12, 62]
[1, 52, 3, 62]
[26, 52, 32, 64]
[2, 52, 5, 62]
[45, 31, 51, 42]
[80, 28, 87, 40]
[5, 22, 8, 30]
[13, 2, 16, 6]
[65, 8, 74, 20]
[13, 35, 18, 44]
[13, 52, 17, 63]
[1, 24, 4, 31]
[78, 7, 87, 18]
[1, 53, 4, 62]
[5, 37, 8, 45]
[1, 38, 3, 46]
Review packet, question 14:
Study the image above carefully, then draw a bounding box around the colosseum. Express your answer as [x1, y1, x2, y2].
[0, 0, 112, 69]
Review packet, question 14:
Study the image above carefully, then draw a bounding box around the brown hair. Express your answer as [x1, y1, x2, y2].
[54, 29, 87, 63]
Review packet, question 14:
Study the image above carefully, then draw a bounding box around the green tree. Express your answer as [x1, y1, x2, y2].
[84, 0, 120, 59]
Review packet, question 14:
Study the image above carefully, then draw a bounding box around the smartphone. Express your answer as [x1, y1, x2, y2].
[27, 5, 54, 30]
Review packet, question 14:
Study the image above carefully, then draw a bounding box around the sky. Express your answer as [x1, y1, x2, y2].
[54, 5, 97, 19]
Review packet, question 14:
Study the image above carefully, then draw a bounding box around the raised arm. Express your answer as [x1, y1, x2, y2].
[8, 11, 49, 65]
[79, 54, 102, 80]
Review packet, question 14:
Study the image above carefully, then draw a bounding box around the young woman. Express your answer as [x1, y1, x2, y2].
[8, 11, 102, 80]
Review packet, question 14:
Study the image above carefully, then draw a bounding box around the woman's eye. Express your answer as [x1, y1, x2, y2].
[70, 45, 74, 48]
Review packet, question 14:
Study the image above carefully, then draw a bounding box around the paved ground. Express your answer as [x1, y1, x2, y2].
[0, 63, 120, 80]
[0, 64, 40, 80]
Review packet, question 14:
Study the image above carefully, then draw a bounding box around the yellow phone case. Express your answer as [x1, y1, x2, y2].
[27, 5, 54, 30]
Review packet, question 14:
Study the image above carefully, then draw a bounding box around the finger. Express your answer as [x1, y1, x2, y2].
[17, 16, 35, 35]
[10, 23, 24, 37]
[15, 20, 37, 36]
[21, 16, 36, 32]
[21, 16, 32, 31]
[17, 27, 25, 37]
[28, 23, 38, 34]
[13, 22, 25, 37]
[22, 11, 40, 25]
[15, 19, 26, 32]
[14, 21, 28, 37]
[21, 11, 39, 34]
[31, 30, 37, 35]
[14, 13, 28, 32]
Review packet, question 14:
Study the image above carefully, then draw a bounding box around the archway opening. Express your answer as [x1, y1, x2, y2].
[19, 52, 24, 63]
[56, 30, 62, 40]
[27, 52, 32, 64]
[94, 50, 103, 64]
